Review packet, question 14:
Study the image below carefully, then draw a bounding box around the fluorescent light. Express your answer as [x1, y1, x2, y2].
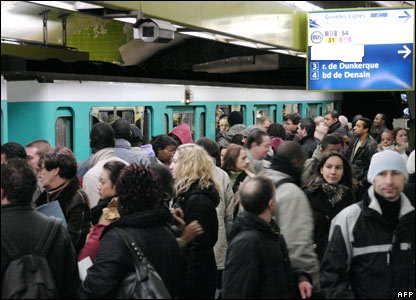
[74, 2, 104, 10]
[114, 17, 137, 24]
[229, 40, 258, 48]
[282, 1, 323, 11]
[28, 1, 77, 11]
[181, 31, 216, 40]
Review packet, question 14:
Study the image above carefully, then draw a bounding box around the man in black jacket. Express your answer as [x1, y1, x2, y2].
[36, 147, 91, 255]
[321, 150, 414, 299]
[348, 118, 378, 192]
[1, 158, 80, 298]
[223, 176, 313, 299]
[298, 117, 318, 159]
[324, 110, 349, 137]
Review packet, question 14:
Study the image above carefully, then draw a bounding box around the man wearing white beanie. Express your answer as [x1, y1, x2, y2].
[321, 150, 414, 299]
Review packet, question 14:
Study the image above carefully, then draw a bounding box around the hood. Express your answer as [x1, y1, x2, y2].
[183, 181, 220, 208]
[224, 124, 246, 141]
[227, 211, 280, 242]
[169, 124, 193, 144]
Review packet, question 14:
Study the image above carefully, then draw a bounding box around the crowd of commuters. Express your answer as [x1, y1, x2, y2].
[1, 109, 414, 299]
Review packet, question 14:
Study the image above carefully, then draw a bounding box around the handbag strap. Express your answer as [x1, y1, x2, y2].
[114, 227, 150, 281]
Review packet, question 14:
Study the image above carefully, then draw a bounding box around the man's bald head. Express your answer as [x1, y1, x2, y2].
[239, 176, 275, 215]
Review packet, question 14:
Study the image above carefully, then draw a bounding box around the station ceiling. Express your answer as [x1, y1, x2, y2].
[1, 1, 414, 86]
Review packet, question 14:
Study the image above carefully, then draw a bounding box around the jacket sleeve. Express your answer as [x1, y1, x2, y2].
[275, 184, 320, 288]
[80, 229, 127, 299]
[320, 224, 356, 299]
[66, 191, 91, 255]
[222, 234, 261, 298]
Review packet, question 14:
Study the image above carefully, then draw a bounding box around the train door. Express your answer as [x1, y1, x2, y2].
[170, 106, 206, 142]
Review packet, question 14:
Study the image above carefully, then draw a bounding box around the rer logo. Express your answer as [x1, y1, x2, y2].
[311, 31, 323, 44]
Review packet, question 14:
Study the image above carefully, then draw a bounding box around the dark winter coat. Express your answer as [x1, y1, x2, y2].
[1, 204, 80, 298]
[404, 173, 415, 206]
[36, 177, 91, 255]
[347, 135, 378, 182]
[174, 182, 220, 299]
[80, 208, 185, 299]
[223, 211, 311, 299]
[303, 179, 355, 261]
[299, 136, 319, 159]
[328, 121, 349, 137]
[320, 186, 415, 299]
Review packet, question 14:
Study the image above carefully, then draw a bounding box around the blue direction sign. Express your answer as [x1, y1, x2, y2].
[307, 7, 414, 91]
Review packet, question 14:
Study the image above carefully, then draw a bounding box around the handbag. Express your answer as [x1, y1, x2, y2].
[113, 227, 172, 299]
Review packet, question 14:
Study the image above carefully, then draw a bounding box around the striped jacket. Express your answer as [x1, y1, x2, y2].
[320, 186, 415, 299]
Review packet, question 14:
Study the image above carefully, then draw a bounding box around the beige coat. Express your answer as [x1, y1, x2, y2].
[213, 166, 234, 270]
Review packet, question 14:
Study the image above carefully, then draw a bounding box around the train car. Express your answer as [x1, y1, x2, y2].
[4, 75, 342, 161]
[1, 76, 8, 145]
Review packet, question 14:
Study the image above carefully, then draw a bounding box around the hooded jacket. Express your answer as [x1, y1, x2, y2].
[169, 124, 193, 144]
[174, 181, 220, 299]
[223, 211, 310, 299]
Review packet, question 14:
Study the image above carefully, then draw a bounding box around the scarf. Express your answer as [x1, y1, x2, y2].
[270, 155, 302, 187]
[46, 179, 72, 203]
[308, 176, 350, 207]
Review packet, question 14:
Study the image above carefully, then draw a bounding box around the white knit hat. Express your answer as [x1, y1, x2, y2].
[367, 150, 409, 183]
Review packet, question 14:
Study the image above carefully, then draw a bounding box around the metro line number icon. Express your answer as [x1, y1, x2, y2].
[311, 31, 323, 44]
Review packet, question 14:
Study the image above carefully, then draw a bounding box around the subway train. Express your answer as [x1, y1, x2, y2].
[1, 75, 342, 161]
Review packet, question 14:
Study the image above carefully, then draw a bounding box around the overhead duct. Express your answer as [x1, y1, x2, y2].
[192, 54, 279, 73]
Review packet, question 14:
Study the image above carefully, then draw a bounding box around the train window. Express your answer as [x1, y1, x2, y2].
[173, 111, 195, 141]
[55, 117, 73, 150]
[165, 114, 169, 134]
[284, 104, 299, 114]
[308, 104, 317, 118]
[200, 112, 206, 138]
[91, 106, 145, 125]
[216, 105, 244, 133]
[256, 108, 270, 124]
[326, 102, 334, 112]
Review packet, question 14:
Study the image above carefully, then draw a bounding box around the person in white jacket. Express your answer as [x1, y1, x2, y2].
[82, 123, 127, 208]
[265, 141, 321, 295]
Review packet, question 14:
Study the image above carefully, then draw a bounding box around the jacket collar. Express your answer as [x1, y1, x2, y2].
[366, 185, 414, 218]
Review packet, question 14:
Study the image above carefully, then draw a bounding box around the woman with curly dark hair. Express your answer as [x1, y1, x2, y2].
[80, 164, 185, 299]
[303, 152, 356, 262]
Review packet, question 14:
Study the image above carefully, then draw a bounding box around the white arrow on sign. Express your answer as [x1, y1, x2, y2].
[398, 45, 411, 59]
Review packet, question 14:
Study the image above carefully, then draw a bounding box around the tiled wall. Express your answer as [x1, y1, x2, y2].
[66, 21, 133, 63]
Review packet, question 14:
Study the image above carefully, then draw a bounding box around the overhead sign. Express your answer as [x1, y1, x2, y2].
[307, 7, 414, 91]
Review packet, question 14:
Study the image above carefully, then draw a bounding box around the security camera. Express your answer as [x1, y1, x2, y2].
[133, 18, 176, 43]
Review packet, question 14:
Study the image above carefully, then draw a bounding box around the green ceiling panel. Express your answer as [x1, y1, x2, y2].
[95, 1, 306, 51]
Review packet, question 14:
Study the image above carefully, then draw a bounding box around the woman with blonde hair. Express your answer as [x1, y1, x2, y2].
[170, 143, 220, 299]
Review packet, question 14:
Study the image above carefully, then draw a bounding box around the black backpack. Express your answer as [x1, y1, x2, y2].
[1, 217, 62, 299]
